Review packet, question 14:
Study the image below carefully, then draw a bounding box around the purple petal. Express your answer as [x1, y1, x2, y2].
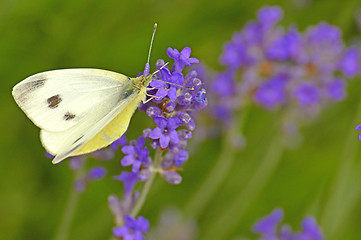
[167, 47, 180, 59]
[136, 136, 145, 150]
[355, 124, 361, 130]
[169, 130, 180, 143]
[136, 216, 150, 232]
[153, 117, 168, 129]
[167, 117, 183, 130]
[122, 145, 136, 155]
[113, 226, 128, 237]
[180, 46, 191, 58]
[167, 87, 177, 101]
[113, 172, 139, 194]
[149, 127, 163, 139]
[159, 135, 170, 148]
[121, 155, 135, 166]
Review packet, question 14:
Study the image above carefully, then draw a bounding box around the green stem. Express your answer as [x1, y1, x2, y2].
[130, 149, 162, 217]
[184, 110, 248, 218]
[321, 96, 361, 237]
[201, 133, 284, 240]
[54, 167, 84, 240]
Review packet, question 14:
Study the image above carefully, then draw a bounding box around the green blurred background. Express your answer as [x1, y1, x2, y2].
[2, 0, 361, 239]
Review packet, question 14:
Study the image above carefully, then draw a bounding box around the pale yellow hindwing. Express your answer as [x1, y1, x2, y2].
[72, 93, 145, 156]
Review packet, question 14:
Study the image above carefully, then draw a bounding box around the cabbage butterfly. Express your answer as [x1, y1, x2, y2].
[12, 24, 160, 164]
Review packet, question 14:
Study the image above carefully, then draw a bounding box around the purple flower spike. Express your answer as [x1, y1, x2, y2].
[113, 171, 139, 195]
[149, 117, 183, 149]
[253, 208, 284, 237]
[167, 47, 199, 72]
[113, 215, 149, 240]
[121, 136, 150, 172]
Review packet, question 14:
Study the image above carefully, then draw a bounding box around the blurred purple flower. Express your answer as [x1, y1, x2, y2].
[294, 82, 320, 106]
[253, 208, 283, 237]
[114, 171, 140, 195]
[113, 215, 149, 240]
[338, 46, 360, 77]
[253, 208, 324, 240]
[255, 77, 287, 109]
[87, 166, 106, 180]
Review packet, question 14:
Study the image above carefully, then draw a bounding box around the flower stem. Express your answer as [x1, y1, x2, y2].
[54, 167, 84, 240]
[321, 96, 361, 237]
[184, 110, 248, 218]
[201, 133, 284, 240]
[130, 148, 162, 217]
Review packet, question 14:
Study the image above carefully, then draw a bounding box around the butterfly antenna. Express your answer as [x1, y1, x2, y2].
[147, 23, 157, 64]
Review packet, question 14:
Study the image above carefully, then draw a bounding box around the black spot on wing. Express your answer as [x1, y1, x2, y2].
[64, 112, 76, 120]
[47, 95, 62, 108]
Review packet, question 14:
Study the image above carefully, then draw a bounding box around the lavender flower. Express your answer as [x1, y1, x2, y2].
[207, 5, 360, 137]
[253, 208, 324, 240]
[113, 171, 140, 195]
[121, 136, 150, 172]
[113, 215, 149, 240]
[167, 47, 199, 72]
[109, 46, 206, 238]
[149, 117, 183, 149]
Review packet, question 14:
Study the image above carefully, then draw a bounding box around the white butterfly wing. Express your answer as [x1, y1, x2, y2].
[12, 69, 130, 132]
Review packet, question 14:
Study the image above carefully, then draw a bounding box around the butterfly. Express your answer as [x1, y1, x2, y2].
[12, 24, 160, 164]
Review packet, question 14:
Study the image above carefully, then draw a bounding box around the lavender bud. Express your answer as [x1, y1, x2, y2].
[151, 139, 160, 149]
[143, 128, 152, 138]
[186, 119, 195, 131]
[166, 101, 176, 112]
[162, 171, 182, 184]
[108, 195, 123, 224]
[146, 106, 162, 117]
[177, 112, 192, 124]
[178, 129, 193, 140]
[156, 59, 166, 69]
[178, 92, 192, 105]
